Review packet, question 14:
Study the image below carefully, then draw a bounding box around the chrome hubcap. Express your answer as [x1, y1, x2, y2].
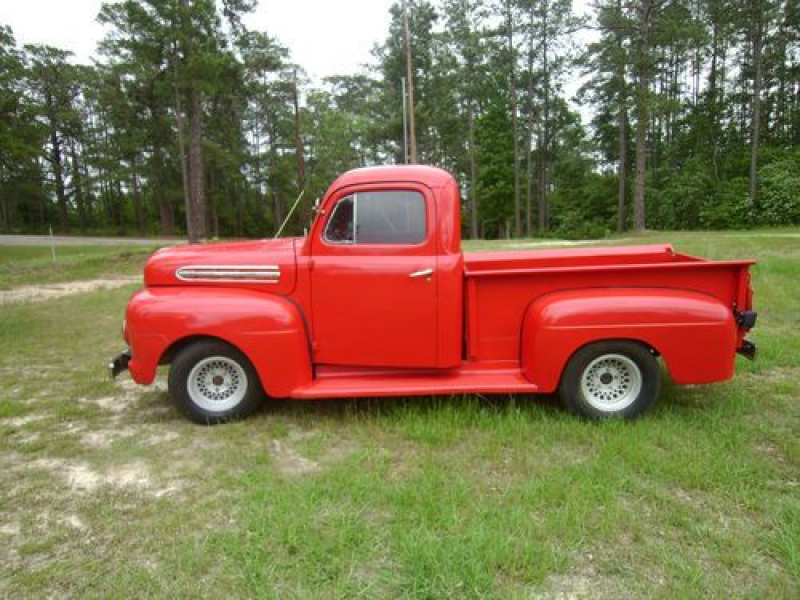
[187, 356, 247, 412]
[580, 353, 642, 412]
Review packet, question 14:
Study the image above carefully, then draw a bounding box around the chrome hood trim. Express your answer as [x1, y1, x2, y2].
[175, 265, 281, 284]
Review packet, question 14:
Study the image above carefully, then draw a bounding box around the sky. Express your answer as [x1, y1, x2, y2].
[3, 0, 594, 118]
[2, 0, 397, 81]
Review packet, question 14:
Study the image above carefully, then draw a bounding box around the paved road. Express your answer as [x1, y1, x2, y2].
[0, 234, 181, 247]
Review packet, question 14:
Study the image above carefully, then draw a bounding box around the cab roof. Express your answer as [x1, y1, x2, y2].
[328, 165, 456, 191]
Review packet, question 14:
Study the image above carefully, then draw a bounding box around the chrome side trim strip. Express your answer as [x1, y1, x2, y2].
[176, 265, 281, 284]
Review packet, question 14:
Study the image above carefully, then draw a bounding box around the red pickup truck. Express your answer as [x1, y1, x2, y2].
[111, 166, 757, 423]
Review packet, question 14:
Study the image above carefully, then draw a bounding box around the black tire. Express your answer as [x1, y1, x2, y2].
[558, 340, 660, 420]
[168, 340, 263, 424]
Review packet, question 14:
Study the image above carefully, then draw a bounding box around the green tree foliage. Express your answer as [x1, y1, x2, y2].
[0, 0, 797, 239]
[0, 26, 45, 230]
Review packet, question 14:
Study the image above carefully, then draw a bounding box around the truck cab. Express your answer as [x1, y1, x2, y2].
[303, 166, 463, 369]
[113, 166, 757, 424]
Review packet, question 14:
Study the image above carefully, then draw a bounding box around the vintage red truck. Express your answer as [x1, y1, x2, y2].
[110, 165, 757, 423]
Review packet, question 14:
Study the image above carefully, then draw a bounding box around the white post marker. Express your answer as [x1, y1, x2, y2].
[49, 224, 56, 263]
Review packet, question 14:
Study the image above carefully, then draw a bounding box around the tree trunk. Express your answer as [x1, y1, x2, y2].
[269, 125, 282, 235]
[525, 2, 535, 236]
[69, 140, 87, 232]
[149, 87, 174, 236]
[172, 52, 192, 240]
[537, 3, 550, 233]
[507, 0, 521, 236]
[709, 17, 720, 180]
[131, 164, 145, 236]
[115, 179, 125, 232]
[187, 86, 207, 240]
[48, 103, 68, 232]
[231, 176, 243, 237]
[617, 106, 628, 232]
[467, 101, 478, 239]
[152, 141, 174, 235]
[616, 11, 628, 233]
[0, 165, 8, 229]
[293, 69, 308, 227]
[633, 0, 652, 232]
[749, 2, 763, 205]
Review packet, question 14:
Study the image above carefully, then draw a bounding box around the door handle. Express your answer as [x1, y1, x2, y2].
[409, 268, 434, 279]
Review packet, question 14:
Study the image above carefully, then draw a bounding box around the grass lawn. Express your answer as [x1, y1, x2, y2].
[0, 229, 797, 597]
[0, 245, 159, 290]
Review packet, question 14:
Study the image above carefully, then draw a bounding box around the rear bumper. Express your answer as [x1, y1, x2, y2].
[109, 349, 131, 378]
[737, 340, 757, 361]
[736, 310, 758, 330]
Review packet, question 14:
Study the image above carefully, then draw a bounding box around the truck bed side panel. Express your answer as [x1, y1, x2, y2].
[465, 260, 752, 362]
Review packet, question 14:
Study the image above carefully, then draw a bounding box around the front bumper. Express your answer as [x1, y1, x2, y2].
[109, 349, 132, 379]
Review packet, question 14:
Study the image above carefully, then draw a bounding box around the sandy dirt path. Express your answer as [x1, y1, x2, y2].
[0, 277, 141, 304]
[0, 234, 178, 247]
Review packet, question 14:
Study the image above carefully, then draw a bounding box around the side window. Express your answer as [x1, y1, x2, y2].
[323, 190, 427, 245]
[323, 196, 355, 243]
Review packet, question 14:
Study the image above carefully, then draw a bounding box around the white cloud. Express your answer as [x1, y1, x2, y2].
[2, 0, 395, 80]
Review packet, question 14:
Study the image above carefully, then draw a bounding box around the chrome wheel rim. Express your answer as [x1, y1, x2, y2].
[187, 356, 247, 412]
[580, 353, 642, 412]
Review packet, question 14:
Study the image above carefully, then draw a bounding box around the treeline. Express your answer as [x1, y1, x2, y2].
[0, 0, 797, 240]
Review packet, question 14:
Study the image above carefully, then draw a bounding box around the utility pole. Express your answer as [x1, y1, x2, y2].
[401, 77, 409, 164]
[402, 0, 417, 163]
[292, 68, 307, 225]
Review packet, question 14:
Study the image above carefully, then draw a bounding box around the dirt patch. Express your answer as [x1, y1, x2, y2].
[0, 277, 140, 304]
[1, 414, 46, 427]
[28, 458, 179, 498]
[0, 522, 21, 536]
[268, 429, 359, 477]
[147, 431, 180, 445]
[269, 439, 321, 477]
[539, 563, 628, 599]
[81, 427, 139, 449]
[86, 395, 133, 415]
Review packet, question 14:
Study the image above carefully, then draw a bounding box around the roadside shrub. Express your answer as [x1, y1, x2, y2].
[649, 164, 709, 229]
[553, 210, 608, 239]
[699, 177, 753, 229]
[758, 155, 800, 225]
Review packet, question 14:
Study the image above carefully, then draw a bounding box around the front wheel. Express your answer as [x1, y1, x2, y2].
[168, 340, 263, 424]
[559, 341, 661, 420]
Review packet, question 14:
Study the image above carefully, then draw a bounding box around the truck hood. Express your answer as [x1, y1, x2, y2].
[144, 238, 299, 294]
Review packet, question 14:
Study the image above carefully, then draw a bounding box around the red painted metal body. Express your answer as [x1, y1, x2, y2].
[124, 166, 756, 399]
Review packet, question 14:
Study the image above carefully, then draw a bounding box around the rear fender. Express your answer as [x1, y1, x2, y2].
[125, 287, 311, 397]
[520, 288, 737, 392]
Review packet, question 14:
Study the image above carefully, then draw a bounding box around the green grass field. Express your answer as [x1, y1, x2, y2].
[0, 230, 797, 597]
[0, 244, 158, 290]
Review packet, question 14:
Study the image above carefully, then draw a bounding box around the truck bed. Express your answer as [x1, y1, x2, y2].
[463, 244, 755, 361]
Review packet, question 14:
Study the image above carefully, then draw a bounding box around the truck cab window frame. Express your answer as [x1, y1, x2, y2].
[322, 190, 427, 246]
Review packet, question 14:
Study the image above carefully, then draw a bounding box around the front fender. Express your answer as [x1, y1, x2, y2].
[125, 287, 311, 397]
[520, 288, 737, 392]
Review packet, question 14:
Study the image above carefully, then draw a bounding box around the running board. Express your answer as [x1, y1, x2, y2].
[291, 366, 538, 399]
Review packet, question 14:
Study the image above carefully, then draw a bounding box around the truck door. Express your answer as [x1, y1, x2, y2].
[310, 185, 438, 368]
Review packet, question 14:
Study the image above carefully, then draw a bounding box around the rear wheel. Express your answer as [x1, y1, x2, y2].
[168, 340, 263, 424]
[559, 341, 660, 420]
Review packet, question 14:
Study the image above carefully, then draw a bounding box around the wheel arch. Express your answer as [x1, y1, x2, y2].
[160, 334, 237, 366]
[125, 287, 313, 397]
[555, 337, 660, 390]
[520, 287, 737, 392]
